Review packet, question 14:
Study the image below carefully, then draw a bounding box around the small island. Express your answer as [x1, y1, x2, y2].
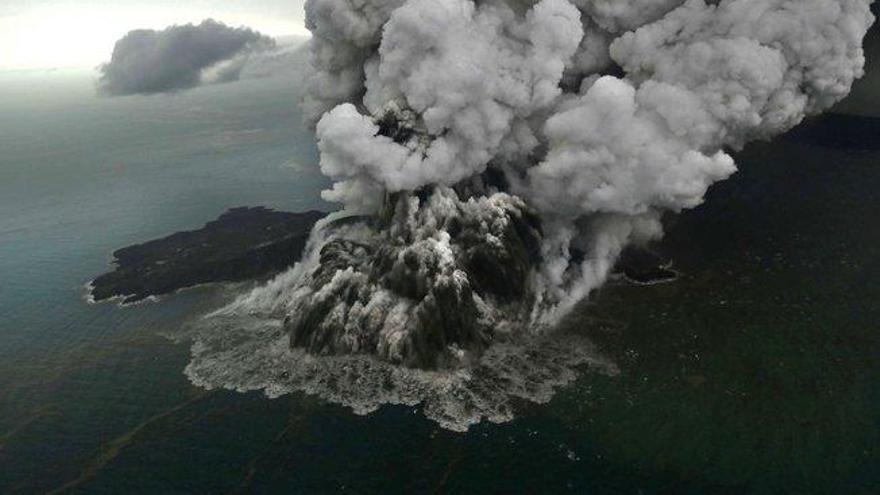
[88, 207, 326, 305]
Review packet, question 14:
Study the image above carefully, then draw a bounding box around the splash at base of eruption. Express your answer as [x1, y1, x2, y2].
[185, 310, 617, 432]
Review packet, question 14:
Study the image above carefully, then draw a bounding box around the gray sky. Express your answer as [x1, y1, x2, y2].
[0, 0, 308, 70]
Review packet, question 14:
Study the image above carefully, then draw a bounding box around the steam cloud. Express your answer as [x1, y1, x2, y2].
[98, 19, 276, 96]
[303, 0, 873, 331]
[186, 0, 874, 428]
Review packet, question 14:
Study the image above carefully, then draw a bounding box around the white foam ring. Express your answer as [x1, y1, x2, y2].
[183, 311, 617, 432]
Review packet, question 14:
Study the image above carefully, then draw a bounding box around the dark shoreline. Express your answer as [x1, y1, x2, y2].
[87, 207, 326, 305]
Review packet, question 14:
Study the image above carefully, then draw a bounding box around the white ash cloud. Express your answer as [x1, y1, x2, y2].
[525, 0, 872, 318]
[316, 0, 583, 207]
[797, 1, 880, 117]
[301, 0, 407, 120]
[304, 0, 872, 321]
[98, 19, 277, 96]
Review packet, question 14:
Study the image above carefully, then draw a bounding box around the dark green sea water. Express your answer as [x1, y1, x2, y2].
[0, 71, 877, 494]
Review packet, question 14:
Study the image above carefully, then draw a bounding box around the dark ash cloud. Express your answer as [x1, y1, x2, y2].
[98, 19, 275, 96]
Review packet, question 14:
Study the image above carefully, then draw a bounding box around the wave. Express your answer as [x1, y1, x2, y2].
[182, 308, 617, 432]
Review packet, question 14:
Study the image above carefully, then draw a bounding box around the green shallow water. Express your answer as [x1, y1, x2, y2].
[0, 72, 877, 494]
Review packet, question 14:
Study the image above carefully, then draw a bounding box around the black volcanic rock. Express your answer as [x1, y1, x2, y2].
[90, 207, 326, 304]
[283, 189, 544, 370]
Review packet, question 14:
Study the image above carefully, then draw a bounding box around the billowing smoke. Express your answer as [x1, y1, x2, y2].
[98, 19, 276, 96]
[186, 0, 874, 428]
[302, 0, 872, 333]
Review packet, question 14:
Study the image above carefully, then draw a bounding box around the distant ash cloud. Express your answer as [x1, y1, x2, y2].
[98, 19, 277, 96]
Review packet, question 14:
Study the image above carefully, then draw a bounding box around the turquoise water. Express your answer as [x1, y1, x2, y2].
[0, 71, 877, 494]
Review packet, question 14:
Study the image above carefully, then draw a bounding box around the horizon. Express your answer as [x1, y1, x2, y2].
[0, 0, 309, 71]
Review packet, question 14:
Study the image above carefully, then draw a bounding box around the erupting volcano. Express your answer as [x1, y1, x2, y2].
[184, 0, 875, 430]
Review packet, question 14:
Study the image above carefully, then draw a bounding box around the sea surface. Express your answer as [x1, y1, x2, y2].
[0, 70, 877, 494]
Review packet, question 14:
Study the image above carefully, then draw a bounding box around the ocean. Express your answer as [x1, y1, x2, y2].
[0, 70, 877, 494]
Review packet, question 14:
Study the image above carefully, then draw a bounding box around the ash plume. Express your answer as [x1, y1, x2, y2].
[187, 0, 874, 428]
[98, 19, 276, 96]
[304, 0, 873, 324]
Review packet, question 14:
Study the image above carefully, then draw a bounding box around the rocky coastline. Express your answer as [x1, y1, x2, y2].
[88, 207, 326, 305]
